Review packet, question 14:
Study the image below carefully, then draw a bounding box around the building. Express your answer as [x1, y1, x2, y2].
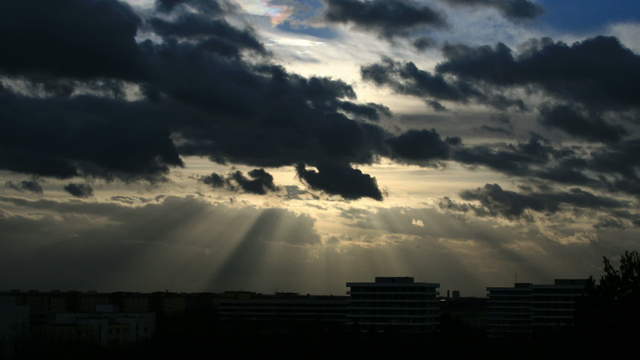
[0, 301, 30, 359]
[216, 292, 348, 325]
[346, 277, 440, 333]
[487, 279, 589, 338]
[36, 311, 155, 347]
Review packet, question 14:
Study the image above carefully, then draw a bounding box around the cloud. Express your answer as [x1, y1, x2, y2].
[459, 183, 628, 219]
[0, 92, 184, 181]
[148, 13, 267, 58]
[323, 0, 447, 39]
[5, 180, 43, 194]
[386, 129, 457, 164]
[539, 104, 628, 143]
[437, 36, 640, 112]
[361, 57, 526, 111]
[200, 169, 279, 195]
[452, 134, 556, 176]
[296, 163, 383, 201]
[201, 172, 226, 188]
[441, 0, 544, 21]
[0, 0, 143, 81]
[0, 0, 396, 200]
[154, 0, 234, 14]
[337, 101, 392, 122]
[64, 183, 94, 198]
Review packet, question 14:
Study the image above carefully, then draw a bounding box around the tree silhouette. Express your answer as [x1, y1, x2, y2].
[579, 250, 640, 343]
[599, 250, 640, 302]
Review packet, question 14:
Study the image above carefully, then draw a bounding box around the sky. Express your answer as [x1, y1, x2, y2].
[1, 0, 640, 297]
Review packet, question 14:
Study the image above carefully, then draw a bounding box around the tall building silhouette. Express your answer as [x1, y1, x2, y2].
[347, 277, 440, 333]
[487, 279, 589, 338]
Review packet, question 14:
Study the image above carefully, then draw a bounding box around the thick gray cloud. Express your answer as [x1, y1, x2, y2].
[3, 0, 640, 204]
[148, 13, 266, 59]
[0, 92, 184, 181]
[0, 0, 143, 81]
[0, 0, 397, 200]
[201, 169, 279, 195]
[5, 180, 43, 194]
[201, 172, 226, 188]
[361, 57, 526, 111]
[64, 183, 94, 198]
[539, 104, 628, 144]
[459, 183, 628, 219]
[154, 0, 234, 14]
[386, 129, 458, 164]
[441, 0, 543, 21]
[359, 38, 640, 196]
[437, 36, 640, 112]
[452, 134, 557, 176]
[296, 163, 383, 201]
[323, 0, 446, 39]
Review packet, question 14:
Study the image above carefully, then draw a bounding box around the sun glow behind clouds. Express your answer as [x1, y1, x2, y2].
[238, 0, 294, 25]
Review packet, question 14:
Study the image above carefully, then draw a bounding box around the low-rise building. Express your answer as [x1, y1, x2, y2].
[0, 302, 30, 359]
[217, 292, 348, 324]
[36, 311, 155, 347]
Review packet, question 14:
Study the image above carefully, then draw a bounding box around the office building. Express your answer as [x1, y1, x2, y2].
[347, 277, 440, 333]
[487, 279, 589, 338]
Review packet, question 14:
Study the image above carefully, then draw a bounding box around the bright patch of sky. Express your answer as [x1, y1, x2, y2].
[239, 0, 296, 25]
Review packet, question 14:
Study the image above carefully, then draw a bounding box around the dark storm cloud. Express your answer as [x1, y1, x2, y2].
[200, 169, 279, 195]
[64, 183, 94, 198]
[0, 0, 143, 81]
[459, 183, 627, 219]
[154, 0, 233, 14]
[0, 92, 183, 181]
[296, 163, 383, 201]
[361, 58, 526, 111]
[527, 139, 640, 196]
[337, 101, 391, 121]
[148, 13, 267, 58]
[0, 0, 399, 200]
[437, 36, 640, 112]
[230, 169, 278, 195]
[539, 104, 628, 143]
[5, 180, 43, 194]
[201, 172, 226, 188]
[386, 129, 457, 164]
[413, 37, 437, 51]
[442, 0, 543, 21]
[452, 135, 556, 176]
[323, 0, 447, 39]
